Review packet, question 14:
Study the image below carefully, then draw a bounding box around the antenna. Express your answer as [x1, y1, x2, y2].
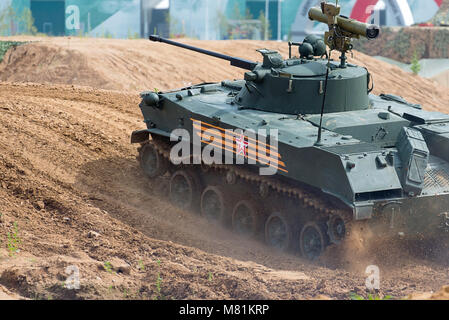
[315, 50, 332, 146]
[315, 0, 336, 146]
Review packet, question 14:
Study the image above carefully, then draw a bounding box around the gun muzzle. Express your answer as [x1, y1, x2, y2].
[308, 7, 380, 39]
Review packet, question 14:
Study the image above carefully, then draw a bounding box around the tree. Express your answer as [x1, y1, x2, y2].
[258, 11, 271, 40]
[17, 7, 37, 35]
[216, 10, 229, 40]
[0, 5, 15, 36]
[410, 51, 421, 75]
[165, 12, 184, 38]
[0, 5, 37, 36]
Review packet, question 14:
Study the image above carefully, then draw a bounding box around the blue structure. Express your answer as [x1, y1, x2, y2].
[0, 0, 444, 39]
[0, 0, 147, 38]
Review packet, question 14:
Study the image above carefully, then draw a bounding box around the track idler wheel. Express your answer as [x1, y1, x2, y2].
[264, 212, 293, 251]
[169, 169, 201, 210]
[299, 222, 329, 260]
[232, 199, 263, 238]
[139, 143, 169, 178]
[200, 186, 234, 225]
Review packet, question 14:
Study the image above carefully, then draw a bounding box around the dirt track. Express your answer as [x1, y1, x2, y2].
[0, 38, 449, 300]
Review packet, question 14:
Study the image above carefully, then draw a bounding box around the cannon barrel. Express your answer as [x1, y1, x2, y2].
[149, 35, 258, 70]
[308, 7, 380, 39]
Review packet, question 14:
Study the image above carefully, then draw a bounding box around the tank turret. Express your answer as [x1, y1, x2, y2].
[149, 3, 379, 116]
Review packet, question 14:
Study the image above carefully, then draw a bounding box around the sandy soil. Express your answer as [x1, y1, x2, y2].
[0, 38, 448, 300]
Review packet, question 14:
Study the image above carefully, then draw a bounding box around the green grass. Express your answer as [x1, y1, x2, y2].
[410, 51, 421, 75]
[7, 221, 21, 257]
[349, 292, 393, 300]
[151, 271, 165, 300]
[138, 259, 145, 272]
[153, 259, 167, 300]
[103, 261, 114, 274]
[0, 41, 26, 63]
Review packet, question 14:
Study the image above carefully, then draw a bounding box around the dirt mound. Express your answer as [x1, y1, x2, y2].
[0, 42, 106, 89]
[1, 37, 448, 112]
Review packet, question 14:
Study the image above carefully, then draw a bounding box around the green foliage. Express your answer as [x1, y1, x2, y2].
[103, 261, 114, 274]
[7, 222, 21, 257]
[391, 29, 411, 61]
[0, 41, 25, 63]
[104, 30, 114, 39]
[0, 5, 37, 36]
[153, 259, 169, 300]
[138, 259, 145, 271]
[354, 27, 449, 62]
[258, 11, 271, 41]
[17, 8, 37, 35]
[122, 288, 129, 298]
[207, 271, 213, 282]
[0, 5, 15, 36]
[223, 4, 263, 40]
[433, 29, 449, 58]
[349, 292, 393, 300]
[77, 29, 87, 38]
[154, 272, 163, 300]
[166, 12, 185, 38]
[410, 51, 421, 75]
[127, 28, 140, 39]
[97, 28, 114, 39]
[216, 10, 229, 40]
[232, 3, 243, 20]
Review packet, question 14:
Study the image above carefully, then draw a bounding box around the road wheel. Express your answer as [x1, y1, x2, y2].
[139, 143, 168, 178]
[232, 199, 262, 238]
[265, 212, 292, 251]
[169, 170, 201, 210]
[200, 186, 232, 225]
[327, 214, 347, 245]
[299, 222, 328, 260]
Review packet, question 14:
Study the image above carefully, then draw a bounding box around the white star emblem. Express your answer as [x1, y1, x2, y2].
[235, 133, 248, 157]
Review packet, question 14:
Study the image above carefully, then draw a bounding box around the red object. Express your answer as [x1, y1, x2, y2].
[350, 0, 442, 24]
[418, 22, 435, 27]
[350, 0, 379, 23]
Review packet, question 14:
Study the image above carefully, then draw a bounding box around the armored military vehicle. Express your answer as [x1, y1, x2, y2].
[131, 2, 449, 260]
